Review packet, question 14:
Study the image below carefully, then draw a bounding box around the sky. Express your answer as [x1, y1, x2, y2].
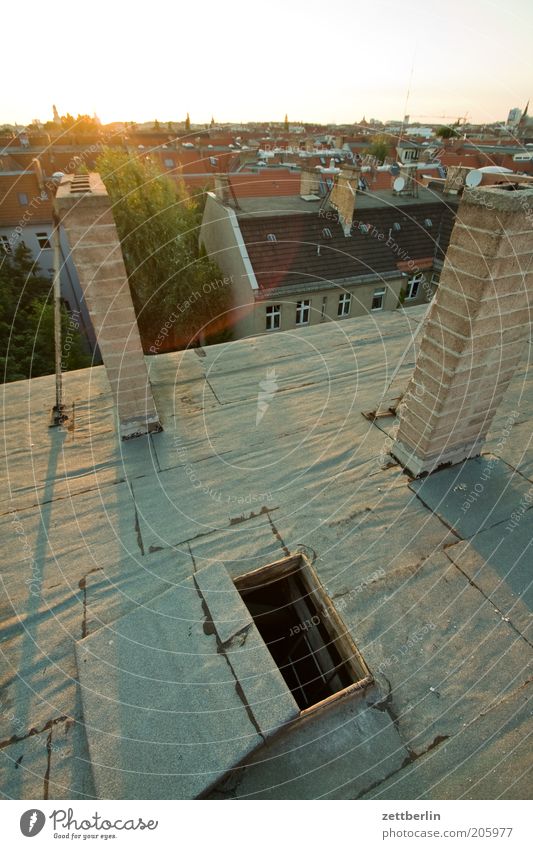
[3, 0, 532, 127]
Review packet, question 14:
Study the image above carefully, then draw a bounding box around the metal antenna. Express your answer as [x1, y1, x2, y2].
[51, 215, 67, 426]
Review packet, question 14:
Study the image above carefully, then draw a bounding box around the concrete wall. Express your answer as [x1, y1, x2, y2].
[250, 277, 407, 336]
[199, 193, 256, 339]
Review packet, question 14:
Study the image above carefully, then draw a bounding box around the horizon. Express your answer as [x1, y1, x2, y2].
[3, 0, 531, 128]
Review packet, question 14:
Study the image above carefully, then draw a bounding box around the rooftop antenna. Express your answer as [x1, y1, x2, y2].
[50, 212, 67, 427]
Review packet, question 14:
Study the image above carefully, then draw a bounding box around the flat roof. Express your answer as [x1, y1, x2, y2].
[235, 186, 456, 218]
[1, 306, 531, 799]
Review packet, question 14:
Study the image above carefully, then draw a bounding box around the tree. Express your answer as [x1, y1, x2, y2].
[95, 148, 233, 351]
[153, 119, 160, 131]
[364, 134, 390, 163]
[185, 112, 191, 131]
[435, 123, 460, 139]
[0, 243, 89, 382]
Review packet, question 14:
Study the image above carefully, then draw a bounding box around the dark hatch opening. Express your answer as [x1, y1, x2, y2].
[236, 559, 365, 711]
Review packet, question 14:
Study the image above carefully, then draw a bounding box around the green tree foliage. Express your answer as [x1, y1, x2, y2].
[95, 148, 233, 351]
[364, 134, 390, 163]
[0, 243, 90, 382]
[435, 123, 460, 139]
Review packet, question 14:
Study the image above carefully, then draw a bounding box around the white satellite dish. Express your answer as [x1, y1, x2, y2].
[465, 169, 482, 188]
[393, 176, 405, 192]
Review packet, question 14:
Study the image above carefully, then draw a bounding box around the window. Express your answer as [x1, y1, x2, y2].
[18, 193, 28, 206]
[36, 232, 51, 250]
[406, 273, 424, 300]
[0, 235, 12, 254]
[320, 296, 327, 321]
[234, 554, 370, 712]
[371, 288, 385, 311]
[392, 222, 401, 231]
[164, 158, 175, 168]
[296, 299, 310, 325]
[424, 218, 433, 228]
[337, 292, 351, 317]
[322, 227, 332, 239]
[266, 304, 281, 331]
[359, 222, 369, 234]
[266, 233, 277, 242]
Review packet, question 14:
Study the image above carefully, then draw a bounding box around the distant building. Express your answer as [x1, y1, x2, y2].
[0, 155, 97, 353]
[200, 163, 457, 340]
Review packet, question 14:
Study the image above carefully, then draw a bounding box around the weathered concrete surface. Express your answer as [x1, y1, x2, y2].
[329, 550, 531, 755]
[209, 689, 408, 800]
[410, 456, 533, 538]
[1, 308, 532, 799]
[75, 566, 298, 799]
[363, 680, 533, 800]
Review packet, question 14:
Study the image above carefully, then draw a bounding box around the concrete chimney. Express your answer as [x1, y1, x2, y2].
[214, 174, 231, 203]
[54, 173, 162, 439]
[329, 165, 360, 236]
[392, 184, 533, 476]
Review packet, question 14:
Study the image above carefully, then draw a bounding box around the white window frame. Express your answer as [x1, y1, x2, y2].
[371, 288, 385, 311]
[337, 292, 351, 317]
[265, 304, 281, 331]
[296, 299, 311, 326]
[406, 272, 425, 300]
[36, 232, 51, 250]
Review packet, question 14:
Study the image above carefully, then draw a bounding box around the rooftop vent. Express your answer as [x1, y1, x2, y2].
[266, 233, 277, 242]
[322, 227, 332, 239]
[69, 175, 91, 194]
[424, 218, 433, 228]
[392, 222, 401, 231]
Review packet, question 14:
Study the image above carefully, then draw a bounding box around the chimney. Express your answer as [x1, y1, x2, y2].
[443, 165, 471, 195]
[392, 184, 533, 476]
[214, 174, 231, 203]
[329, 165, 360, 236]
[54, 173, 162, 439]
[300, 166, 320, 197]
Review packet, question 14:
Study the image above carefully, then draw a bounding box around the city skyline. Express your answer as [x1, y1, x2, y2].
[3, 0, 531, 128]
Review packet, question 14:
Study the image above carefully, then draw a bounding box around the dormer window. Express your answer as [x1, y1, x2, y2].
[393, 222, 401, 231]
[424, 218, 433, 228]
[322, 227, 332, 239]
[266, 233, 277, 242]
[359, 223, 370, 234]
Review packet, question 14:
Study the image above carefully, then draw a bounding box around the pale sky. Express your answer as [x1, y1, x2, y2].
[4, 0, 532, 127]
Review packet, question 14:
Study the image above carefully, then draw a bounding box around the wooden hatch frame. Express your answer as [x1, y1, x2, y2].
[233, 552, 373, 717]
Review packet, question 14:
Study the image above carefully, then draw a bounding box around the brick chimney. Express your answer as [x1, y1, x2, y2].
[329, 165, 360, 236]
[300, 166, 320, 197]
[54, 174, 162, 439]
[392, 184, 533, 476]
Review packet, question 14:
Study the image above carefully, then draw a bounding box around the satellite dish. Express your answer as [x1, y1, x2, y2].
[465, 169, 482, 188]
[51, 171, 65, 184]
[390, 163, 400, 176]
[393, 176, 405, 192]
